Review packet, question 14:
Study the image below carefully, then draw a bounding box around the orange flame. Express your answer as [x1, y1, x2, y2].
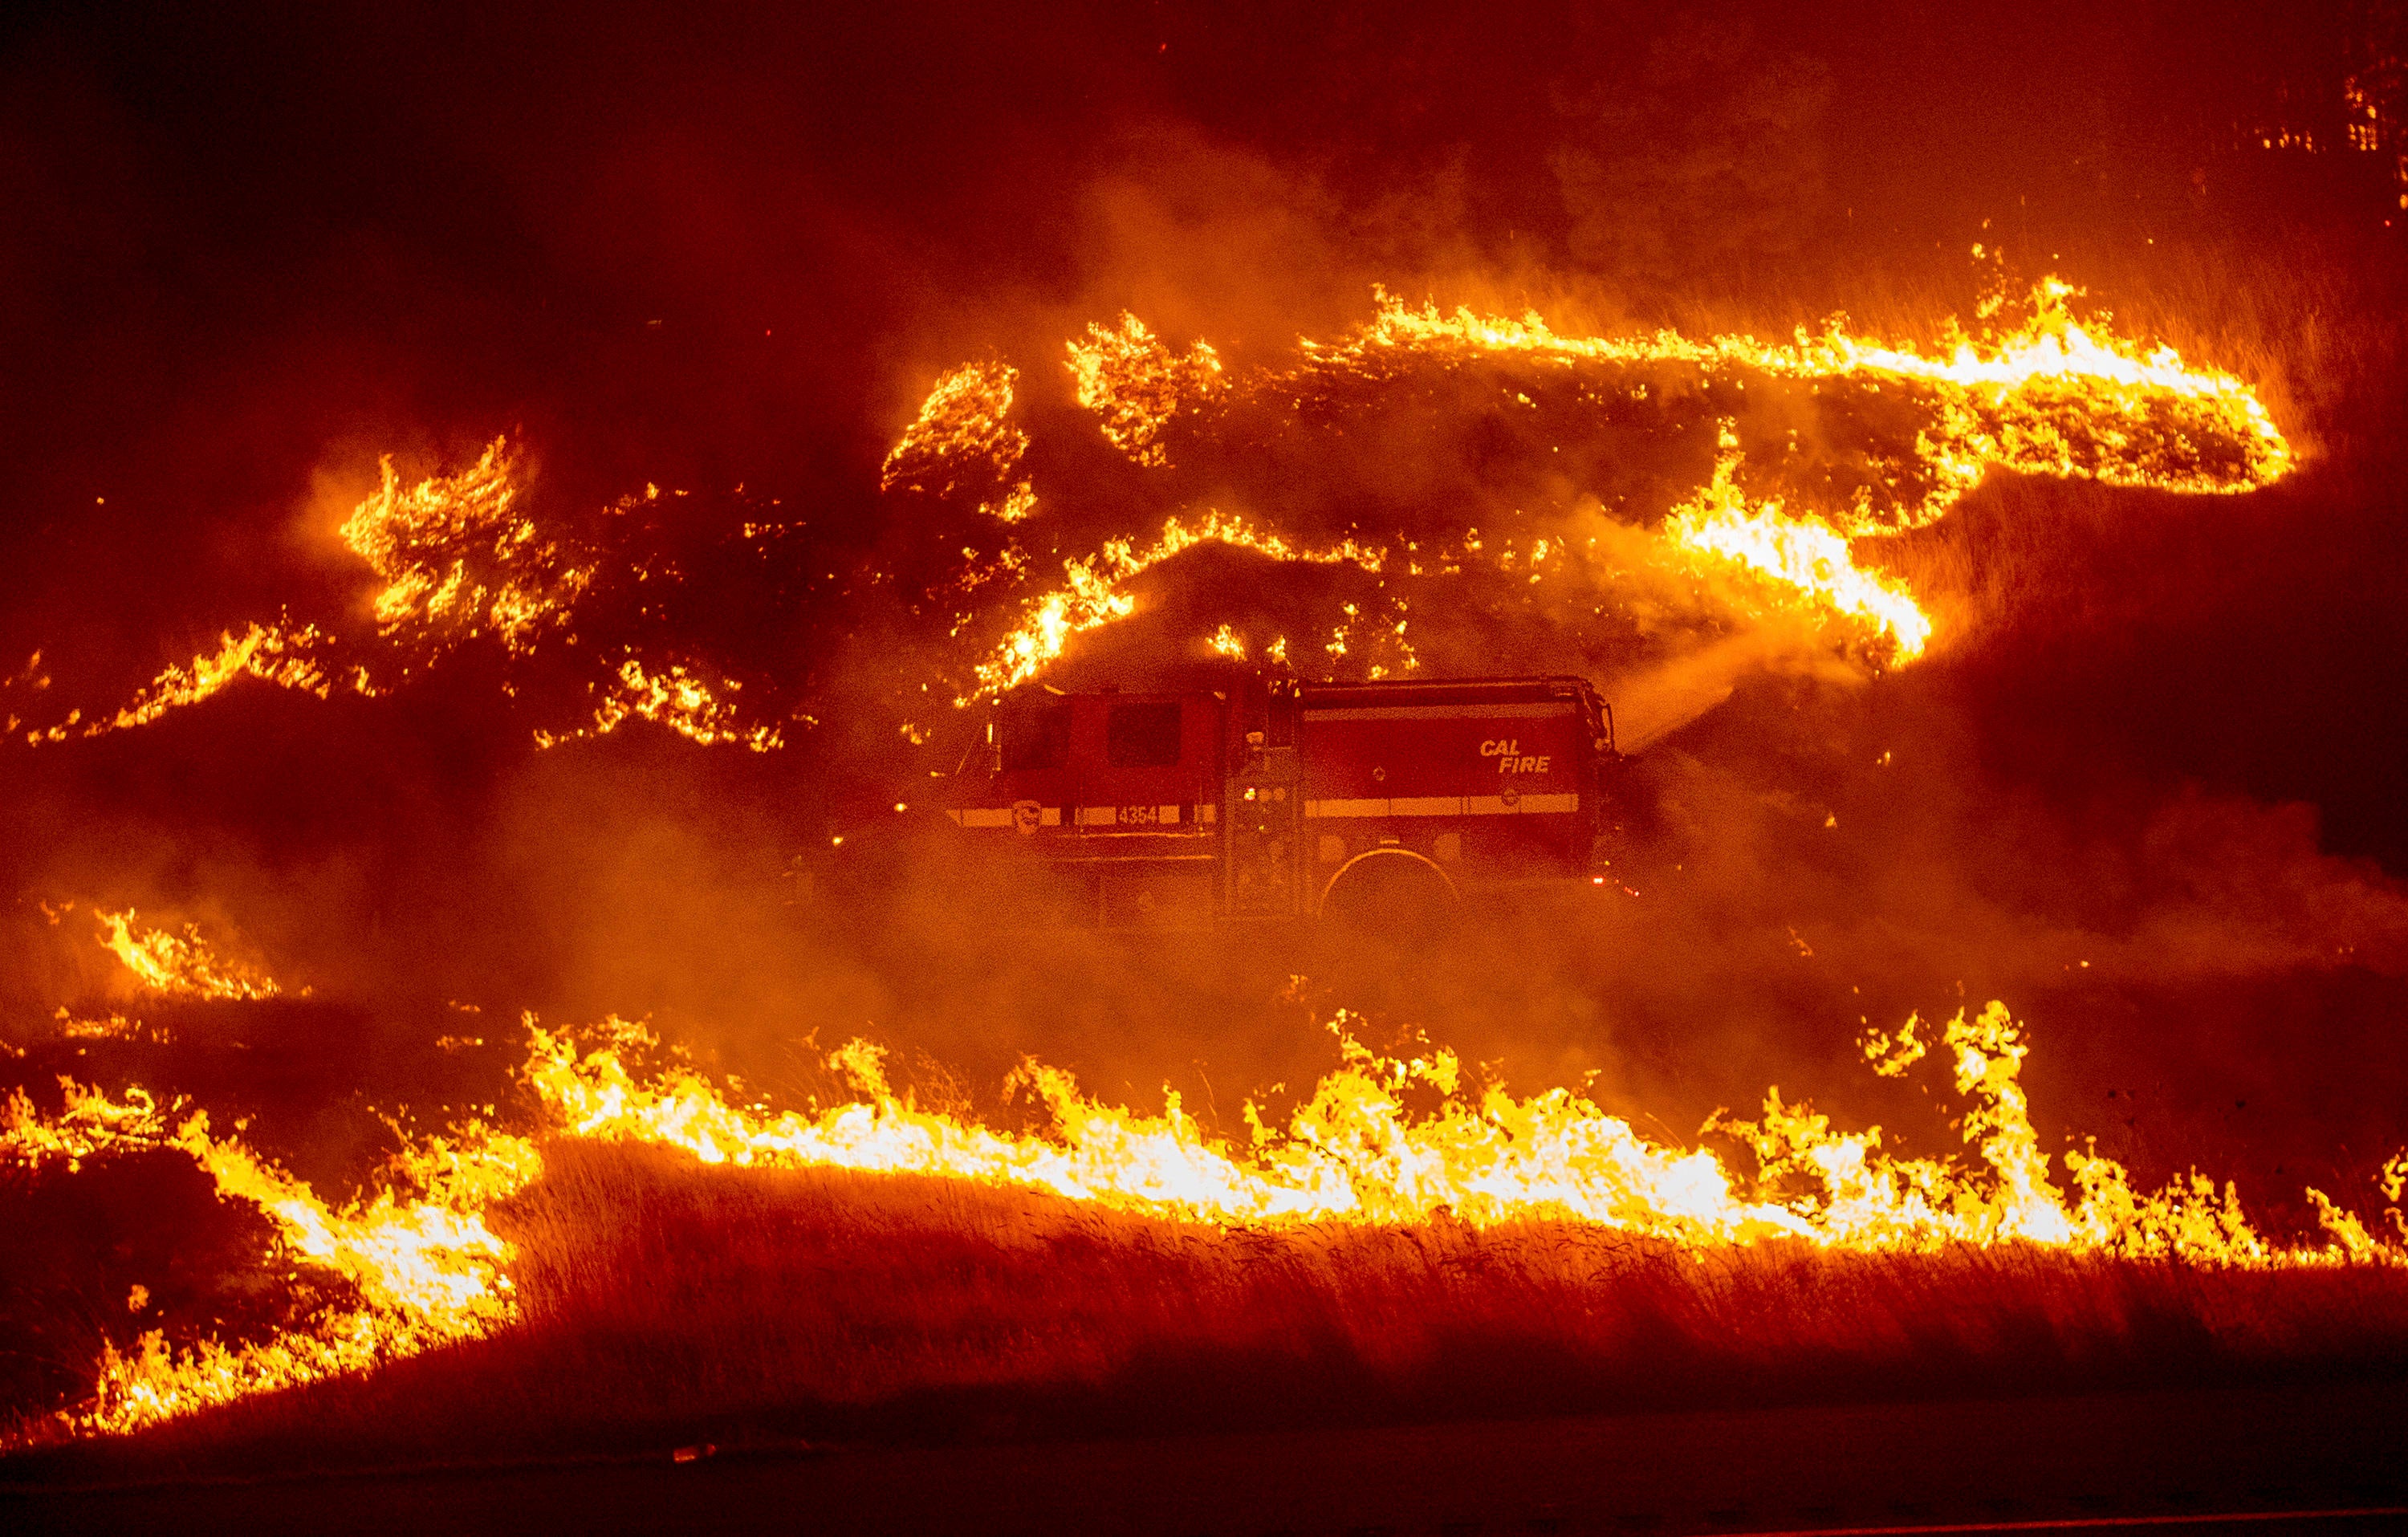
[534, 658, 784, 753]
[1066, 313, 1226, 467]
[1664, 425, 1933, 661]
[970, 510, 1385, 699]
[95, 909, 282, 1002]
[98, 622, 352, 734]
[523, 1003, 2386, 1263]
[6, 1078, 537, 1438]
[21, 621, 364, 747]
[339, 437, 588, 661]
[883, 361, 1034, 522]
[2, 1080, 170, 1175]
[16, 998, 2401, 1442]
[1343, 279, 2289, 526]
[903, 279, 2287, 695]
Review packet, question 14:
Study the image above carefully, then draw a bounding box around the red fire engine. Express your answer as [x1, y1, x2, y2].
[938, 674, 1621, 929]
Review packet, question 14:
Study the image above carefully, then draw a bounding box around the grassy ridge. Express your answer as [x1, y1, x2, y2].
[12, 1139, 2405, 1477]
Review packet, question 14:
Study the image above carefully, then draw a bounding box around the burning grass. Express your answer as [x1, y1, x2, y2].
[486, 1144, 2408, 1432]
[6, 992, 2406, 1462]
[10, 884, 2406, 1463]
[11, 1140, 2408, 1478]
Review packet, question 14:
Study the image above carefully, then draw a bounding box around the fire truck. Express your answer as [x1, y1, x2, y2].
[937, 673, 1622, 930]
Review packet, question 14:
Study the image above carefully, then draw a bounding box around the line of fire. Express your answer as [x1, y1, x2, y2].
[6, 6, 2408, 1534]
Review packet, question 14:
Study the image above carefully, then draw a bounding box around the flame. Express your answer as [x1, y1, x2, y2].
[338, 437, 588, 662]
[525, 1002, 2391, 1263]
[18, 279, 2285, 750]
[1066, 313, 1226, 467]
[16, 437, 809, 754]
[16, 441, 588, 744]
[96, 909, 282, 1002]
[6, 1076, 539, 1439]
[1342, 279, 2288, 528]
[882, 362, 1033, 522]
[20, 281, 2278, 750]
[98, 622, 352, 735]
[339, 449, 792, 749]
[1664, 425, 1933, 660]
[18, 997, 2402, 1442]
[534, 658, 785, 753]
[3, 1079, 170, 1174]
[59, 1013, 148, 1042]
[990, 482, 1037, 523]
[1, 1080, 527, 1436]
[970, 510, 1385, 699]
[524, 1015, 1766, 1234]
[20, 621, 361, 746]
[902, 279, 2286, 695]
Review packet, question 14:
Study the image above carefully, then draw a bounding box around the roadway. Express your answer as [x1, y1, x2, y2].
[4, 1376, 2402, 1535]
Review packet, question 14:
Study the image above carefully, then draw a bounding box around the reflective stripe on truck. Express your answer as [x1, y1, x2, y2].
[1305, 794, 1580, 817]
[946, 805, 1221, 828]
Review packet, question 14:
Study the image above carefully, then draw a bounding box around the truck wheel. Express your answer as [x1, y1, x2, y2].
[1316, 848, 1461, 945]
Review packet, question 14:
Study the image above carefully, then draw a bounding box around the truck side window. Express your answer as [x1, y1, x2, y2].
[1105, 701, 1183, 767]
[1000, 705, 1070, 771]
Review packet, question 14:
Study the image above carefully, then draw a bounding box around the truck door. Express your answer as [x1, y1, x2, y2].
[995, 698, 1073, 836]
[1076, 693, 1224, 929]
[1077, 695, 1218, 833]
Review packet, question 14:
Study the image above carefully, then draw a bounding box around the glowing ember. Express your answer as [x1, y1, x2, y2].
[96, 909, 283, 1002]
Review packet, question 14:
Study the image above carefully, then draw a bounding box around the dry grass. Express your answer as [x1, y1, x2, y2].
[14, 1139, 2406, 1478]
